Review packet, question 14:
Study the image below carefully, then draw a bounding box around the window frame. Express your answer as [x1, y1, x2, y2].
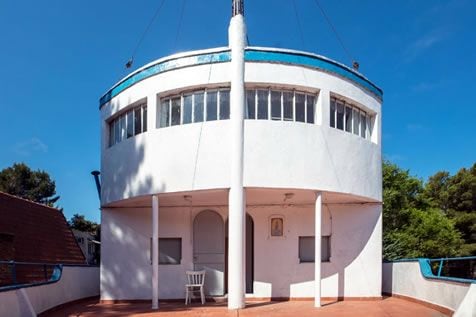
[298, 235, 331, 263]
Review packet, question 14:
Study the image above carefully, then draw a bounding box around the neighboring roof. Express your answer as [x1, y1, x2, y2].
[0, 191, 86, 264]
[99, 46, 383, 108]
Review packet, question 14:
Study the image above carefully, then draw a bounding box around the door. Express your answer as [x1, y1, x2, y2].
[225, 214, 254, 294]
[193, 210, 225, 296]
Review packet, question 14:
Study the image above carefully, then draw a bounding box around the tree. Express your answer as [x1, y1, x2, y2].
[68, 214, 99, 234]
[383, 208, 463, 259]
[423, 163, 476, 255]
[0, 163, 59, 206]
[382, 160, 464, 260]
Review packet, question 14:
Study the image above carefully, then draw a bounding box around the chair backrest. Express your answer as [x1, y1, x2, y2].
[186, 270, 206, 286]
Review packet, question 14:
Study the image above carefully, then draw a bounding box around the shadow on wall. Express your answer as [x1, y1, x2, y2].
[253, 204, 381, 299]
[102, 97, 167, 204]
[100, 112, 167, 299]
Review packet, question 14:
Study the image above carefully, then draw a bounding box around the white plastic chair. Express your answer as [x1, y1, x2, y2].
[185, 270, 206, 305]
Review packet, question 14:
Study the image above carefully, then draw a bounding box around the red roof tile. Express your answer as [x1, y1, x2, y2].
[0, 191, 86, 264]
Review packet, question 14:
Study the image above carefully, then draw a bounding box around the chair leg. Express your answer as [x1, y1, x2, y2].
[200, 287, 205, 305]
[185, 289, 188, 305]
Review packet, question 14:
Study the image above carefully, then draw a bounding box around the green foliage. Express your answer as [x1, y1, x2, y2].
[382, 160, 475, 260]
[68, 213, 99, 234]
[0, 162, 59, 206]
[383, 208, 463, 259]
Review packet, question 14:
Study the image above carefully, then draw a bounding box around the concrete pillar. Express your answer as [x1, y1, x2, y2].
[315, 192, 322, 308]
[227, 0, 247, 310]
[152, 195, 159, 309]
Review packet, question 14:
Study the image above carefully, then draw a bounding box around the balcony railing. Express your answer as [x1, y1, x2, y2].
[429, 256, 476, 281]
[0, 261, 62, 292]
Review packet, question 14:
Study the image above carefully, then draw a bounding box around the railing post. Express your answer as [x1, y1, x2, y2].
[43, 264, 48, 281]
[437, 259, 444, 277]
[10, 261, 17, 285]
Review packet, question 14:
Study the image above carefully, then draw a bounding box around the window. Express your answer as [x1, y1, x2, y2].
[330, 98, 336, 128]
[271, 90, 281, 120]
[298, 236, 331, 263]
[306, 95, 315, 123]
[336, 100, 344, 130]
[246, 88, 318, 124]
[330, 96, 372, 140]
[150, 238, 182, 265]
[126, 111, 133, 138]
[296, 93, 306, 123]
[158, 89, 230, 128]
[257, 90, 268, 120]
[171, 97, 181, 126]
[345, 105, 352, 133]
[108, 102, 147, 147]
[283, 91, 293, 121]
[183, 94, 193, 124]
[219, 90, 230, 120]
[194, 92, 204, 122]
[206, 91, 217, 121]
[246, 90, 256, 119]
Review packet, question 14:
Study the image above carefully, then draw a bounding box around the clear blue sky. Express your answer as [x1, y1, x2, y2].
[0, 0, 475, 223]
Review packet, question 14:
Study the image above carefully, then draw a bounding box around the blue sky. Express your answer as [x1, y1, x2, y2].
[0, 0, 475, 223]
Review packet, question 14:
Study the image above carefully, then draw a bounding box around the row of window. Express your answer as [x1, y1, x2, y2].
[109, 103, 147, 147]
[330, 97, 371, 139]
[157, 88, 317, 129]
[151, 236, 330, 265]
[246, 89, 315, 123]
[107, 91, 373, 147]
[159, 89, 230, 127]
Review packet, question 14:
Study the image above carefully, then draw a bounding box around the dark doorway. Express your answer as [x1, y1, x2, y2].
[225, 213, 254, 294]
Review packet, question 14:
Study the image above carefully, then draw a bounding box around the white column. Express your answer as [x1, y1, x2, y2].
[314, 192, 322, 308]
[152, 195, 159, 309]
[228, 3, 247, 310]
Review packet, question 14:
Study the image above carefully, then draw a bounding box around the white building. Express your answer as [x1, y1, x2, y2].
[99, 0, 383, 310]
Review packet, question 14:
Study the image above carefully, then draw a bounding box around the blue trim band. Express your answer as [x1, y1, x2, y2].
[386, 258, 475, 284]
[0, 264, 63, 292]
[99, 51, 231, 106]
[99, 47, 383, 107]
[245, 49, 383, 100]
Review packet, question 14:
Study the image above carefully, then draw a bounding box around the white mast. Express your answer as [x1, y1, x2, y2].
[228, 0, 246, 310]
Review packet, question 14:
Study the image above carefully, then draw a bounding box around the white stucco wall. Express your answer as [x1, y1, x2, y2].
[0, 266, 99, 317]
[101, 203, 381, 300]
[382, 261, 474, 314]
[100, 50, 382, 206]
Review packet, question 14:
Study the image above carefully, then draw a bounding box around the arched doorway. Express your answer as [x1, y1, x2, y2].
[225, 214, 254, 294]
[193, 210, 225, 296]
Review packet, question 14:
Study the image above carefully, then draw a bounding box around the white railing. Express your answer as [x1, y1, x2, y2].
[383, 260, 474, 316]
[0, 265, 99, 317]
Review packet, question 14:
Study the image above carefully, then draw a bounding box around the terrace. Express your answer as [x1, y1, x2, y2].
[1, 257, 474, 317]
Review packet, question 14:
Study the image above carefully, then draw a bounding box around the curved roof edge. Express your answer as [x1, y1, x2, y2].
[99, 46, 383, 108]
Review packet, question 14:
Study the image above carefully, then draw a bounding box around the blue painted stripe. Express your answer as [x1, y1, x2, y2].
[99, 48, 383, 107]
[244, 49, 383, 99]
[99, 51, 232, 106]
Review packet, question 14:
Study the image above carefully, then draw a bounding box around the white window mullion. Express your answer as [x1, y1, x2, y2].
[267, 88, 271, 120]
[255, 89, 258, 119]
[304, 94, 308, 123]
[293, 90, 296, 122]
[217, 90, 221, 120]
[204, 90, 208, 121]
[169, 99, 172, 126]
[191, 93, 195, 123]
[280, 91, 284, 121]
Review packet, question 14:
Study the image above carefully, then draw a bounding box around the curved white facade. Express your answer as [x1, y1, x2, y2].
[99, 46, 383, 303]
[100, 47, 382, 206]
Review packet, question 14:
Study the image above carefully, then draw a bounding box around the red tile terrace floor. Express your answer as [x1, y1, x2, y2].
[41, 297, 449, 317]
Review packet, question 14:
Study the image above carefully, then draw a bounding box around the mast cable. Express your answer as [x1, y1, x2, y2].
[174, 0, 187, 50]
[312, 0, 358, 68]
[291, 0, 306, 49]
[126, 0, 167, 68]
